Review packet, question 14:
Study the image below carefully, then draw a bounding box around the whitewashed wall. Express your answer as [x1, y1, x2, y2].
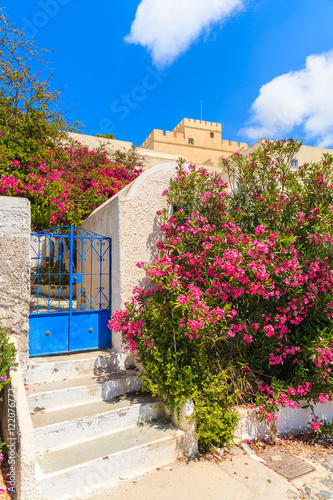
[81, 162, 178, 356]
[236, 401, 333, 441]
[0, 196, 31, 375]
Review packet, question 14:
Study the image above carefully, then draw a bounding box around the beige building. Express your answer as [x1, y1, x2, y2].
[141, 118, 248, 166]
[238, 139, 333, 166]
[68, 129, 229, 178]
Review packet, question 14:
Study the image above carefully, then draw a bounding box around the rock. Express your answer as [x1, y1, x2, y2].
[315, 491, 333, 499]
[320, 477, 333, 489]
[325, 455, 333, 465]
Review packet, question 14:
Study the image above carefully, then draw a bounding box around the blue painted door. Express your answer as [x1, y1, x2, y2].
[29, 226, 112, 356]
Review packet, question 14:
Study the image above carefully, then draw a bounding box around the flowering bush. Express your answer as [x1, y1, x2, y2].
[109, 141, 333, 449]
[0, 141, 143, 229]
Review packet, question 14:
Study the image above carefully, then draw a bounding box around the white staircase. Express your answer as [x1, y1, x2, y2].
[25, 351, 187, 500]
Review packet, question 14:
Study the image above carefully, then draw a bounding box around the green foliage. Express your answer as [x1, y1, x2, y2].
[109, 146, 145, 173]
[31, 261, 70, 286]
[189, 371, 239, 451]
[0, 318, 17, 396]
[0, 12, 69, 164]
[96, 133, 115, 139]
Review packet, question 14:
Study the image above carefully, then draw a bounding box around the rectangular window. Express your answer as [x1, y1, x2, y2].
[188, 138, 194, 145]
[291, 159, 298, 168]
[210, 132, 214, 138]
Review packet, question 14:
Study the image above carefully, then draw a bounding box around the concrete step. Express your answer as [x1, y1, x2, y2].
[26, 349, 125, 384]
[26, 370, 142, 412]
[32, 395, 167, 452]
[36, 422, 185, 500]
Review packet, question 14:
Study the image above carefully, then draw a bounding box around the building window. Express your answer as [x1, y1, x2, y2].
[210, 132, 214, 138]
[291, 159, 298, 168]
[188, 138, 194, 145]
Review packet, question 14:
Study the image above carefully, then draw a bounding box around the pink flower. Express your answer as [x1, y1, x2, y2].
[255, 225, 267, 235]
[243, 334, 253, 343]
[310, 417, 323, 432]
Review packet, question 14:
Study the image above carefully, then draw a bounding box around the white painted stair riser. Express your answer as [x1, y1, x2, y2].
[26, 353, 122, 384]
[37, 432, 185, 500]
[34, 401, 166, 452]
[28, 376, 143, 412]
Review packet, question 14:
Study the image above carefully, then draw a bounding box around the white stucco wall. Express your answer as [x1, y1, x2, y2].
[68, 132, 133, 153]
[81, 162, 178, 354]
[0, 196, 31, 375]
[236, 401, 333, 441]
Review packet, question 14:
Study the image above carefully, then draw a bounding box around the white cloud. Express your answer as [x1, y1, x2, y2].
[241, 51, 333, 147]
[125, 0, 245, 67]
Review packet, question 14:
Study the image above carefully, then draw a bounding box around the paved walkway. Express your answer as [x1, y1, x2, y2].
[91, 444, 333, 500]
[92, 447, 300, 500]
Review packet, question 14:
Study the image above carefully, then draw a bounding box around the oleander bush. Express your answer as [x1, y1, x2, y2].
[110, 140, 333, 449]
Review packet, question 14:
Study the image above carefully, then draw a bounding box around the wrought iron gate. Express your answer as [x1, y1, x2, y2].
[29, 226, 112, 356]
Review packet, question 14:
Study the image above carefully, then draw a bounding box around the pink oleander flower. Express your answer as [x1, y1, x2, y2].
[310, 417, 323, 432]
[255, 225, 267, 235]
[243, 334, 253, 343]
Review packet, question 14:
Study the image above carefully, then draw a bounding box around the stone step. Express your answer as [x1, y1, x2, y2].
[26, 370, 142, 412]
[26, 349, 125, 384]
[32, 395, 166, 452]
[36, 423, 185, 500]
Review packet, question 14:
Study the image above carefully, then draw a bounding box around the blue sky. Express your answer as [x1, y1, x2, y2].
[3, 0, 333, 148]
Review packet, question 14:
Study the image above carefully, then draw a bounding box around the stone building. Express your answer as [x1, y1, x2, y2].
[141, 118, 248, 166]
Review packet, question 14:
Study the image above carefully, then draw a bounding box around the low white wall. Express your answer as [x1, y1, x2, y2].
[169, 400, 198, 457]
[236, 401, 333, 441]
[81, 162, 179, 356]
[1, 339, 37, 499]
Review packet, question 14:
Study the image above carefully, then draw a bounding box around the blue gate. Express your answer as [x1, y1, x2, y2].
[29, 226, 112, 356]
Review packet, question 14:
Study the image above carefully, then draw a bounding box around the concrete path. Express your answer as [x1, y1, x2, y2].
[92, 447, 299, 500]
